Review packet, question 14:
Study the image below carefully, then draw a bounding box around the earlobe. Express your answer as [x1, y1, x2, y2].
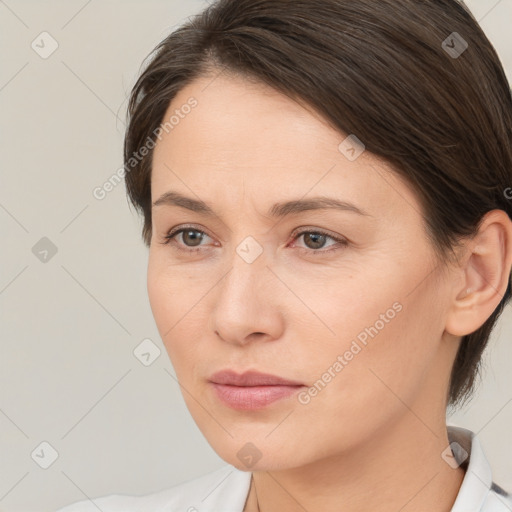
[445, 210, 512, 337]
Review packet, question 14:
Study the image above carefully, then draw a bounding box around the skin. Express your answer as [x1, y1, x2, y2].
[147, 71, 512, 512]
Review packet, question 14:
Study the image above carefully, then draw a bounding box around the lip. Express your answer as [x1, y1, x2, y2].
[209, 369, 304, 387]
[208, 370, 305, 410]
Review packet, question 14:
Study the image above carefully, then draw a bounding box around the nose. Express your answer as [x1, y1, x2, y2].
[210, 245, 285, 346]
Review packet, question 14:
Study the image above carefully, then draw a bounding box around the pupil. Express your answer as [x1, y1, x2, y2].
[305, 233, 325, 249]
[184, 230, 202, 246]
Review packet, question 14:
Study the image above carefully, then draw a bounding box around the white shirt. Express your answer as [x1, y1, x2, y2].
[55, 426, 512, 511]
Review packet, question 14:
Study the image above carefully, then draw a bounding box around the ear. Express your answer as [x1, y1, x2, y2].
[445, 210, 512, 337]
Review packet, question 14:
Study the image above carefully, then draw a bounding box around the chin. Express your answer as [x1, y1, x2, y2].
[210, 438, 305, 473]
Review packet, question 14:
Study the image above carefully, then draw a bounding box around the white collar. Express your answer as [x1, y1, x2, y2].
[447, 424, 511, 511]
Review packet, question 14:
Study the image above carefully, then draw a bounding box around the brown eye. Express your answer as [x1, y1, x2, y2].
[161, 226, 211, 252]
[291, 228, 348, 255]
[180, 229, 205, 247]
[302, 232, 329, 250]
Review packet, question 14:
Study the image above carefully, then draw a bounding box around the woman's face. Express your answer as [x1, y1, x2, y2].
[148, 72, 458, 471]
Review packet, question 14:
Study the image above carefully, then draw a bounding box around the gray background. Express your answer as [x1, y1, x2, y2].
[0, 1, 511, 511]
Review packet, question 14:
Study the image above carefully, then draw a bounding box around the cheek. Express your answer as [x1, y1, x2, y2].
[325, 295, 441, 420]
[147, 256, 209, 373]
[147, 251, 197, 329]
[285, 306, 435, 458]
[298, 270, 442, 409]
[147, 256, 171, 333]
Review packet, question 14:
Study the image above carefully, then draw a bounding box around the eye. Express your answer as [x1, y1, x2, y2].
[159, 225, 348, 255]
[159, 225, 214, 253]
[290, 228, 348, 254]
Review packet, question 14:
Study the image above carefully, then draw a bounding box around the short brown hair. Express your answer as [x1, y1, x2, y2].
[124, 0, 512, 409]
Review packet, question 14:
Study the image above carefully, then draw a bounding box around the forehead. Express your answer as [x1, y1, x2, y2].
[150, 73, 419, 222]
[154, 73, 341, 166]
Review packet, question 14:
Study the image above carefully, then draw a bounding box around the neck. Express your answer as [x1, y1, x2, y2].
[244, 416, 466, 512]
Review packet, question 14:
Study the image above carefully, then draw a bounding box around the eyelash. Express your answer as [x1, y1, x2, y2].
[159, 224, 348, 255]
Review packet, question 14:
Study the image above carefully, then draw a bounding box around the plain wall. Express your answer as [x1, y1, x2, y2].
[0, 1, 511, 511]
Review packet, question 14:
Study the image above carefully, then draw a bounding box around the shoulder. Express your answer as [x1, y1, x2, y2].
[53, 464, 252, 512]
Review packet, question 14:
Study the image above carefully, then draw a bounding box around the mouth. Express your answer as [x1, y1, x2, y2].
[208, 369, 306, 410]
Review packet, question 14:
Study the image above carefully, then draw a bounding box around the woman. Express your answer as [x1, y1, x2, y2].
[56, 0, 512, 510]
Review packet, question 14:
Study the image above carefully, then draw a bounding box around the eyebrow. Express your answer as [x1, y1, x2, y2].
[152, 191, 371, 217]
